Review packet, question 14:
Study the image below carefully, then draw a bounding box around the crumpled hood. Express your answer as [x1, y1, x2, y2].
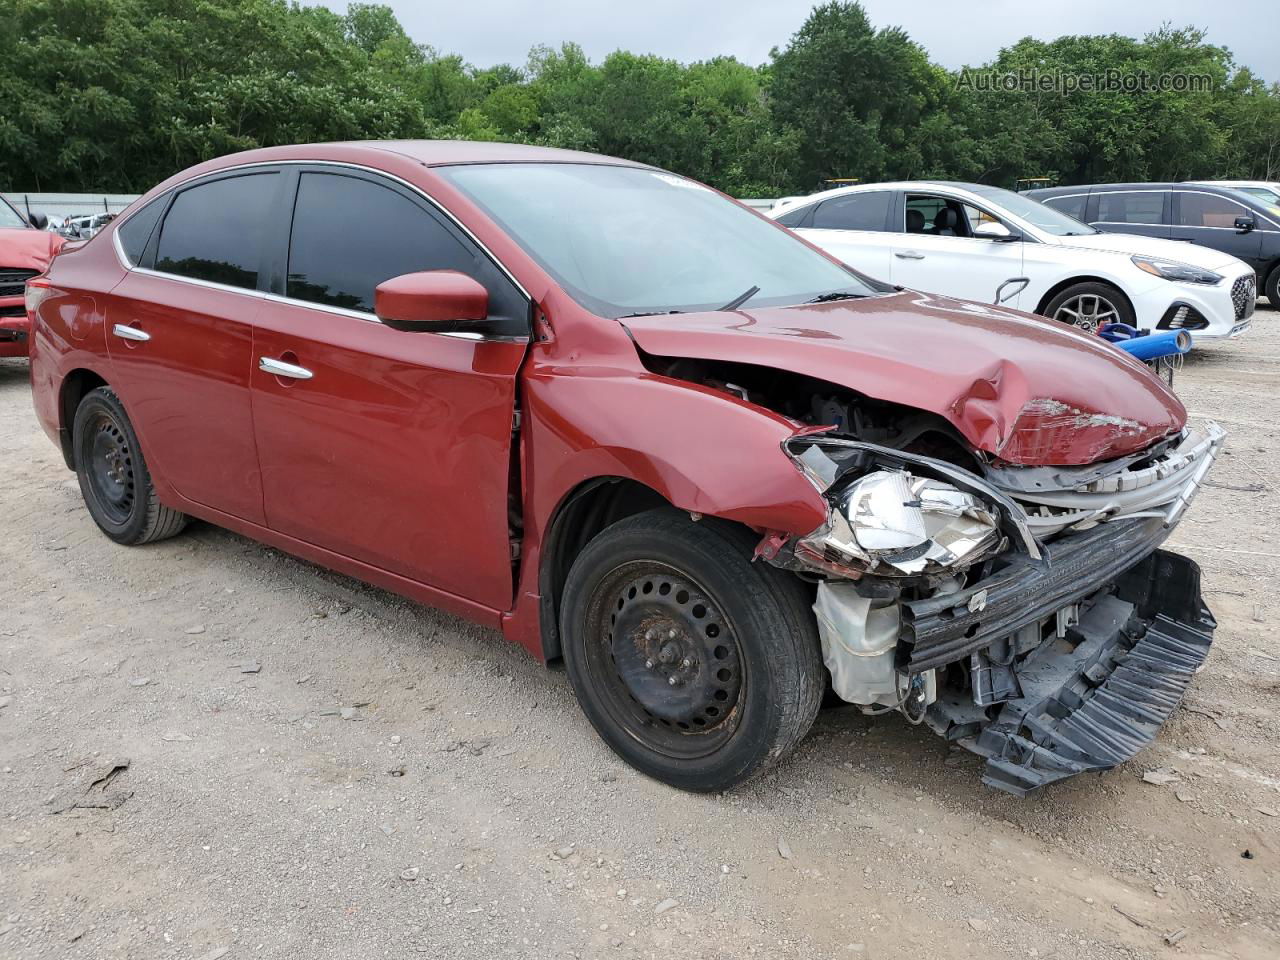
[1054, 230, 1247, 273]
[622, 291, 1186, 466]
[0, 227, 63, 273]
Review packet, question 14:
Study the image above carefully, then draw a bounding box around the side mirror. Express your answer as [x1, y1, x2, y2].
[374, 270, 489, 333]
[974, 220, 1019, 242]
[28, 212, 48, 230]
[1235, 215, 1255, 233]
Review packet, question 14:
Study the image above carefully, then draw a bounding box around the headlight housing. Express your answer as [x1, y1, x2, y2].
[1131, 255, 1222, 285]
[796, 469, 1002, 577]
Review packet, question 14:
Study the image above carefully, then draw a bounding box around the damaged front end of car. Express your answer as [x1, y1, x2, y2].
[769, 423, 1224, 796]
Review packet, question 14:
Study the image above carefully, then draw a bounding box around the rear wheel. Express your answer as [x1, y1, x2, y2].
[560, 508, 823, 792]
[1044, 281, 1135, 332]
[1265, 265, 1280, 310]
[73, 386, 188, 545]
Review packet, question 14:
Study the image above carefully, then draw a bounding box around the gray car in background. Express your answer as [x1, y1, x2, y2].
[1027, 182, 1280, 308]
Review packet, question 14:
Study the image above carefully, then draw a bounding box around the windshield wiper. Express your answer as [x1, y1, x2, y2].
[617, 309, 685, 319]
[717, 284, 760, 312]
[804, 291, 867, 304]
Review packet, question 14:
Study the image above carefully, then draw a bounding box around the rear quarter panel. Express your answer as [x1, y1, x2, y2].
[28, 240, 119, 451]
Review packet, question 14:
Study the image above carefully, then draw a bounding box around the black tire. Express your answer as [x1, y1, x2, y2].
[1265, 265, 1280, 310]
[1043, 281, 1135, 332]
[72, 386, 188, 545]
[560, 508, 823, 792]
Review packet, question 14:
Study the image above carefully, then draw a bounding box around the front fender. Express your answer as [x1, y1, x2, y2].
[524, 370, 828, 538]
[499, 367, 830, 660]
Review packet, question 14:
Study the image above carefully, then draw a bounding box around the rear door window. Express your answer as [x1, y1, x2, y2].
[154, 173, 279, 289]
[286, 171, 527, 334]
[1043, 194, 1087, 220]
[1177, 191, 1251, 228]
[117, 198, 165, 265]
[810, 192, 891, 231]
[774, 204, 813, 228]
[1095, 191, 1166, 225]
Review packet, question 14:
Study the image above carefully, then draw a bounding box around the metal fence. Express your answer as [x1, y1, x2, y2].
[4, 192, 141, 223]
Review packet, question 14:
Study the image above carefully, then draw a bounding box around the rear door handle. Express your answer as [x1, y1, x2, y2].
[895, 251, 925, 260]
[112, 323, 150, 342]
[259, 357, 314, 380]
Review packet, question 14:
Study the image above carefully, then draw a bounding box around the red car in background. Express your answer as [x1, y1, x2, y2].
[1, 194, 63, 358]
[27, 142, 1223, 796]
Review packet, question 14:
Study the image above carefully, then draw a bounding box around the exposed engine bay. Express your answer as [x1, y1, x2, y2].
[646, 352, 1224, 795]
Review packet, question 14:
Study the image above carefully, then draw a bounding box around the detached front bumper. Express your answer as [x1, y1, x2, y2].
[0, 300, 30, 358]
[926, 549, 1214, 795]
[790, 427, 1221, 795]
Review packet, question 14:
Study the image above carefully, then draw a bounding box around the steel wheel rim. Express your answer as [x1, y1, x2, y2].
[583, 560, 746, 760]
[1054, 293, 1120, 332]
[87, 413, 135, 524]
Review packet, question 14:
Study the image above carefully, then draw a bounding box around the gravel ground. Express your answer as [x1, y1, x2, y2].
[1, 308, 1278, 960]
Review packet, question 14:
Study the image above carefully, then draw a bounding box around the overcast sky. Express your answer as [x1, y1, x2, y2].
[308, 0, 1276, 81]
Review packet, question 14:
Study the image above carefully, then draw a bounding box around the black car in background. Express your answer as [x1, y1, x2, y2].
[1027, 183, 1280, 308]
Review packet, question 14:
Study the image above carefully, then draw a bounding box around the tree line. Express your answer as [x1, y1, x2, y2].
[1, 0, 1277, 196]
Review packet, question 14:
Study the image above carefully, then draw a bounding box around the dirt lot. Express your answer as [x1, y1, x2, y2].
[1, 310, 1278, 960]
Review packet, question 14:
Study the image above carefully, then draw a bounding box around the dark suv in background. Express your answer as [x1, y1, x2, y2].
[1027, 182, 1280, 308]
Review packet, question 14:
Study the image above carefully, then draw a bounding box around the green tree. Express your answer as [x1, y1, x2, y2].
[768, 2, 954, 187]
[0, 0, 1276, 195]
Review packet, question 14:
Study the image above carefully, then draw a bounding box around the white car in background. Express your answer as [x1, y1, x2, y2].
[770, 182, 1256, 340]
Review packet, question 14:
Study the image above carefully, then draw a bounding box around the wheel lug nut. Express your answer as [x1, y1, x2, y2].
[644, 659, 654, 669]
[681, 658, 693, 668]
[668, 629, 678, 640]
[668, 675, 680, 686]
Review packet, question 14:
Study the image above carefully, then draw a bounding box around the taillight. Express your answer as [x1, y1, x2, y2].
[25, 276, 53, 315]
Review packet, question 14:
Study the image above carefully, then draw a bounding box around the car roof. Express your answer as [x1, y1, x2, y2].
[775, 180, 997, 210]
[1026, 182, 1275, 215]
[130, 140, 659, 211]
[1028, 182, 1250, 196]
[206, 140, 647, 169]
[1189, 179, 1280, 189]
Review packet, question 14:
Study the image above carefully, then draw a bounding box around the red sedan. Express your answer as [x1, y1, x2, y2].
[1, 194, 62, 357]
[28, 142, 1223, 795]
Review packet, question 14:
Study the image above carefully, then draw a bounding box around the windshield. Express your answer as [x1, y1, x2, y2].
[439, 163, 880, 318]
[0, 197, 27, 229]
[967, 184, 1100, 237]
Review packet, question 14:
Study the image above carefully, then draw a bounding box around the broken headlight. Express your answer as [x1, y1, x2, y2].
[797, 469, 1002, 577]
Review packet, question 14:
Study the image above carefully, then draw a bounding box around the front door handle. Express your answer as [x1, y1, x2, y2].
[112, 323, 150, 342]
[895, 251, 925, 260]
[259, 356, 314, 380]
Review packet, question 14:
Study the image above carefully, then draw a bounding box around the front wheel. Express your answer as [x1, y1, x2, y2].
[560, 508, 824, 792]
[72, 386, 188, 545]
[1043, 281, 1135, 332]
